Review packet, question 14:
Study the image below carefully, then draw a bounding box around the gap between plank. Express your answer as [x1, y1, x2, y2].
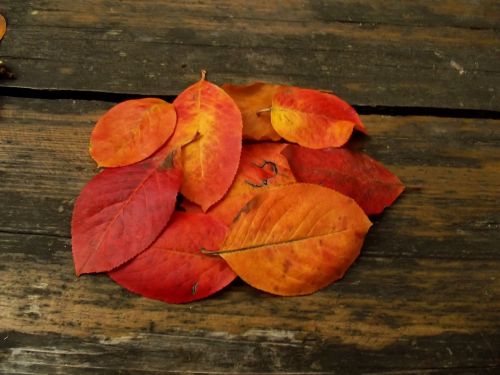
[1, 86, 499, 120]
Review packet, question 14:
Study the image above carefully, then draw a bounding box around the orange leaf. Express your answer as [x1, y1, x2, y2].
[0, 14, 6, 40]
[218, 183, 371, 296]
[271, 86, 366, 149]
[208, 142, 295, 226]
[173, 71, 242, 211]
[222, 82, 281, 141]
[90, 98, 176, 167]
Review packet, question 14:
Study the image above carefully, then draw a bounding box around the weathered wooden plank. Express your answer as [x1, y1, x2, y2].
[5, 0, 500, 29]
[0, 0, 499, 110]
[1, 96, 498, 260]
[0, 231, 499, 373]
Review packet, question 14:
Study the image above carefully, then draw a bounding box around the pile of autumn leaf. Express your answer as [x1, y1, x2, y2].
[72, 71, 404, 303]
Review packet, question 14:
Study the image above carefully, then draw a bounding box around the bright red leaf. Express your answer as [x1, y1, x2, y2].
[109, 212, 236, 303]
[282, 145, 405, 215]
[71, 148, 182, 276]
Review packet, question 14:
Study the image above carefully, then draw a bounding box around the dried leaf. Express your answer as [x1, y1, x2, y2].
[271, 86, 366, 149]
[71, 148, 182, 276]
[90, 98, 176, 167]
[110, 212, 236, 304]
[208, 142, 295, 226]
[0, 14, 6, 41]
[222, 82, 281, 141]
[173, 71, 243, 211]
[218, 183, 371, 296]
[283, 145, 405, 215]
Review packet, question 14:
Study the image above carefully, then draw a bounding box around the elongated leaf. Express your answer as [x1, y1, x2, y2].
[218, 183, 371, 296]
[222, 82, 281, 141]
[110, 212, 236, 304]
[208, 142, 295, 226]
[282, 145, 405, 215]
[271, 86, 366, 149]
[174, 72, 243, 211]
[90, 98, 176, 167]
[71, 149, 182, 276]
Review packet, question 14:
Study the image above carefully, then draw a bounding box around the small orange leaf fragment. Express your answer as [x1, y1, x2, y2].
[90, 98, 176, 167]
[222, 82, 281, 141]
[173, 71, 243, 211]
[219, 183, 371, 296]
[0, 14, 6, 41]
[271, 86, 366, 149]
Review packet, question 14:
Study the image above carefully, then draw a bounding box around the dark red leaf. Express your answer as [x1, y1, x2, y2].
[282, 145, 404, 215]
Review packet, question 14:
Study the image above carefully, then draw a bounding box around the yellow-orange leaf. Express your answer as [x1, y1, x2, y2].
[271, 86, 366, 149]
[90, 98, 176, 167]
[208, 143, 296, 226]
[222, 82, 281, 141]
[219, 183, 372, 296]
[173, 72, 242, 211]
[0, 14, 6, 40]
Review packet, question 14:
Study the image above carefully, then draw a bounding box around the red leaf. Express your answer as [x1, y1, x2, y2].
[71, 149, 182, 276]
[282, 145, 404, 215]
[109, 212, 236, 304]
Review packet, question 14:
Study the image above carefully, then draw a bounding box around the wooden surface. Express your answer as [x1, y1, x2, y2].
[1, 0, 499, 110]
[1, 1, 499, 374]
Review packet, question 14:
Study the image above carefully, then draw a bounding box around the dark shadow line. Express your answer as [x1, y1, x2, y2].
[1, 86, 499, 119]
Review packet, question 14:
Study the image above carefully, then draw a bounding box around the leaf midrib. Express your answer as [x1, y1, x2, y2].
[218, 229, 351, 255]
[79, 163, 161, 273]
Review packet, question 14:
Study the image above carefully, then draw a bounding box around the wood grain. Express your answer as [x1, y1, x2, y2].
[0, 231, 499, 373]
[0, 0, 499, 110]
[1, 97, 498, 259]
[1, 96, 499, 373]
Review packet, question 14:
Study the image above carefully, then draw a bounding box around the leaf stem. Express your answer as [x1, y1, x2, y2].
[256, 107, 272, 116]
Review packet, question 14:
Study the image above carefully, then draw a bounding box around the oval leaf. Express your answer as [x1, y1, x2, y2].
[110, 212, 236, 304]
[282, 145, 405, 215]
[208, 142, 296, 226]
[71, 150, 182, 276]
[174, 72, 242, 211]
[0, 14, 6, 40]
[271, 86, 366, 149]
[219, 183, 372, 296]
[90, 98, 176, 167]
[222, 82, 281, 141]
